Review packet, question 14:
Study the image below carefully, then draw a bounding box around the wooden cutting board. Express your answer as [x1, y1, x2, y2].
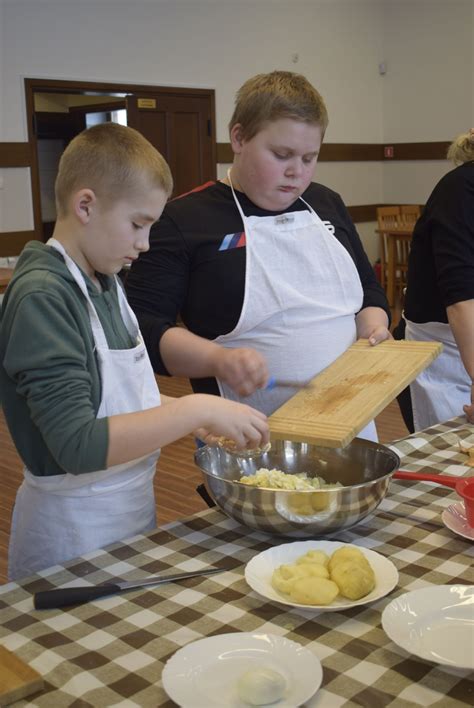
[269, 339, 443, 448]
[0, 646, 43, 705]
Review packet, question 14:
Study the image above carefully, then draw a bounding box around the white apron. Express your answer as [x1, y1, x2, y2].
[8, 239, 161, 580]
[215, 173, 377, 441]
[405, 318, 471, 430]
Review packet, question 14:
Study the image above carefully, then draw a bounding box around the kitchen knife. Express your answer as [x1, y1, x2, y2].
[33, 567, 224, 610]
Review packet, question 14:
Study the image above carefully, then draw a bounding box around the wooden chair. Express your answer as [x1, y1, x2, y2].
[393, 233, 411, 293]
[396, 205, 420, 296]
[376, 206, 401, 289]
[399, 204, 421, 228]
[376, 206, 413, 304]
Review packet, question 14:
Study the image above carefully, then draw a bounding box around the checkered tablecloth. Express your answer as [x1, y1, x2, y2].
[1, 418, 473, 707]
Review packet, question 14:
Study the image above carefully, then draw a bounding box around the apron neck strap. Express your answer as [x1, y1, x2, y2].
[46, 238, 109, 349]
[227, 168, 248, 224]
[47, 238, 140, 344]
[227, 168, 317, 222]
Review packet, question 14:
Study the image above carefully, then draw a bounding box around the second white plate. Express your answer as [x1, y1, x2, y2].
[245, 540, 399, 611]
[161, 632, 322, 708]
[382, 585, 474, 670]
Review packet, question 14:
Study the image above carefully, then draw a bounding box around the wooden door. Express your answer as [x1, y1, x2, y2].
[126, 92, 216, 197]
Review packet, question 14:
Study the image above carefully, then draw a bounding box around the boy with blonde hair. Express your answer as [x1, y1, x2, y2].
[0, 122, 268, 579]
[127, 71, 390, 434]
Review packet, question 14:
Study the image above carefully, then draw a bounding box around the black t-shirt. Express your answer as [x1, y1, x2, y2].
[126, 180, 389, 393]
[404, 161, 474, 324]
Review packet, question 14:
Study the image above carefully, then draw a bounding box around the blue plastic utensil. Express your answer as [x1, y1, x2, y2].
[266, 376, 312, 390]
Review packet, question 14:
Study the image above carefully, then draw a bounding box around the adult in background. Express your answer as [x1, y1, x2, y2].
[126, 70, 391, 441]
[404, 129, 474, 429]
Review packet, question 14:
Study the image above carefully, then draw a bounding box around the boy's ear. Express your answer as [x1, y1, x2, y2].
[73, 189, 96, 224]
[230, 124, 245, 153]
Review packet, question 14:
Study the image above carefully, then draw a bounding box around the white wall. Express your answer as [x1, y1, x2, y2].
[1, 0, 473, 261]
[0, 0, 384, 241]
[382, 0, 472, 142]
[1, 0, 384, 141]
[381, 0, 474, 203]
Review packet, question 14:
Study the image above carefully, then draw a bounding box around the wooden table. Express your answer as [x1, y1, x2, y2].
[376, 228, 413, 307]
[0, 418, 473, 706]
[0, 268, 14, 294]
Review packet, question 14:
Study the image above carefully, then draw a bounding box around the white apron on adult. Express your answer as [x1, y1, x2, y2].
[8, 239, 161, 580]
[214, 173, 377, 440]
[405, 318, 471, 430]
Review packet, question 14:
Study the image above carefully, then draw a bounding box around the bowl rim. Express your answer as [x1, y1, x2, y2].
[194, 442, 401, 493]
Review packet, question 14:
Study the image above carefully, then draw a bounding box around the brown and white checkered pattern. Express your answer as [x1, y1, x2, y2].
[1, 418, 473, 706]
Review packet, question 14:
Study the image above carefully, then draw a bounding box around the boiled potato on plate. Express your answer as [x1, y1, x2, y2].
[271, 545, 376, 605]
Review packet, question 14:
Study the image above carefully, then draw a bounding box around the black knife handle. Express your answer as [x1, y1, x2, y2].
[34, 584, 121, 610]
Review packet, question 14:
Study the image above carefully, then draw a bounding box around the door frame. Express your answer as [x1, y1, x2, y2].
[25, 78, 217, 240]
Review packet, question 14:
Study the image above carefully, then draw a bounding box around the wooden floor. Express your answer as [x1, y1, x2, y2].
[0, 374, 408, 584]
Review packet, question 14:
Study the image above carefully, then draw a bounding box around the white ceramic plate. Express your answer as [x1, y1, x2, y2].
[382, 585, 474, 670]
[442, 503, 474, 541]
[244, 540, 398, 611]
[161, 632, 322, 708]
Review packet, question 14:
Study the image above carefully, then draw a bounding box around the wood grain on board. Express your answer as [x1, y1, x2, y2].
[269, 339, 442, 448]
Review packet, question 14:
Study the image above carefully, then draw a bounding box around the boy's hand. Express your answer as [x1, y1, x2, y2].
[464, 384, 474, 424]
[364, 326, 393, 346]
[194, 398, 269, 450]
[213, 347, 269, 397]
[355, 307, 391, 346]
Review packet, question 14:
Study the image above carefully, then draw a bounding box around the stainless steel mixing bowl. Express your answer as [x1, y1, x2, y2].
[194, 439, 400, 537]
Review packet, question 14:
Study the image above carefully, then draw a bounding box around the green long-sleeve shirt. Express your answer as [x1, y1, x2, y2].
[0, 241, 135, 476]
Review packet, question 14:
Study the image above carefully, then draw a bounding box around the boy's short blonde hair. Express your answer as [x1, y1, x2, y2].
[55, 122, 173, 218]
[229, 70, 329, 141]
[447, 129, 474, 165]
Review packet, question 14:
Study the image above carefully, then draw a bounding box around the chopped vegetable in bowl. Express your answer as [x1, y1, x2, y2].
[237, 468, 341, 490]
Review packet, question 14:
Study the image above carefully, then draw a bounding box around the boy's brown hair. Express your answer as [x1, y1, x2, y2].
[229, 70, 329, 141]
[55, 122, 173, 218]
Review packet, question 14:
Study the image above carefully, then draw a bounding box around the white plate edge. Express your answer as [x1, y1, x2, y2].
[381, 585, 474, 670]
[442, 504, 474, 541]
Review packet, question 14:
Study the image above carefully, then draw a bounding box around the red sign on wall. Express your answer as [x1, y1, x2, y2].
[384, 146, 394, 158]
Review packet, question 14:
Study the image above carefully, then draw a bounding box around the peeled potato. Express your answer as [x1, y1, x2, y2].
[289, 576, 339, 605]
[270, 546, 376, 606]
[296, 550, 329, 567]
[272, 562, 328, 593]
[328, 546, 369, 574]
[237, 666, 286, 706]
[278, 564, 300, 580]
[330, 559, 376, 600]
[271, 564, 303, 593]
[296, 563, 329, 579]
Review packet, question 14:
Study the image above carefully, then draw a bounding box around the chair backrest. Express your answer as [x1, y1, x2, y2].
[376, 206, 401, 231]
[399, 204, 421, 228]
[376, 206, 402, 291]
[375, 205, 416, 301]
